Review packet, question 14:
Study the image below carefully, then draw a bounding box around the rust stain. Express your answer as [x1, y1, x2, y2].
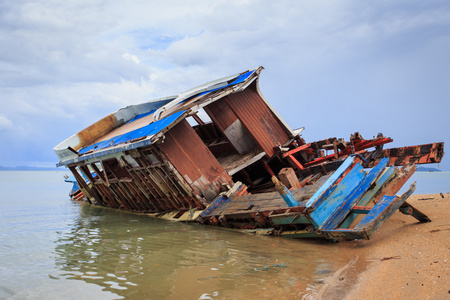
[159, 119, 233, 202]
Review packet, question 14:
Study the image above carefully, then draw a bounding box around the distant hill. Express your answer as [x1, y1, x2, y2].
[416, 166, 442, 172]
[0, 166, 61, 171]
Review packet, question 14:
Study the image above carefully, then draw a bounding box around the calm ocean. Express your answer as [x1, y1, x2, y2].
[0, 170, 448, 299]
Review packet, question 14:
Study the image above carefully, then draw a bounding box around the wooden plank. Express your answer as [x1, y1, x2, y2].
[354, 183, 416, 237]
[133, 155, 178, 210]
[133, 157, 171, 211]
[282, 143, 311, 157]
[69, 166, 95, 204]
[399, 201, 431, 222]
[90, 163, 109, 186]
[127, 170, 157, 211]
[95, 182, 120, 209]
[108, 183, 132, 210]
[123, 181, 151, 212]
[133, 170, 164, 211]
[365, 142, 445, 167]
[200, 194, 231, 218]
[320, 157, 389, 231]
[202, 189, 308, 217]
[153, 149, 206, 209]
[305, 156, 356, 208]
[309, 162, 365, 227]
[153, 163, 196, 208]
[151, 166, 185, 209]
[285, 154, 304, 170]
[341, 166, 396, 228]
[121, 181, 145, 211]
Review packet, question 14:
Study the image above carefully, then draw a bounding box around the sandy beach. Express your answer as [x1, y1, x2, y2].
[319, 193, 450, 300]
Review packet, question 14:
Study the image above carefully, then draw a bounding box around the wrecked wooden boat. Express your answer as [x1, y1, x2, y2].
[54, 66, 444, 240]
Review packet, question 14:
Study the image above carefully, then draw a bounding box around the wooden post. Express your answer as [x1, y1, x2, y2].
[272, 176, 299, 207]
[278, 167, 302, 189]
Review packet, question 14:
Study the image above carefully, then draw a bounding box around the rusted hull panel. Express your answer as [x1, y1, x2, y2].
[204, 97, 239, 137]
[158, 119, 233, 202]
[205, 81, 291, 158]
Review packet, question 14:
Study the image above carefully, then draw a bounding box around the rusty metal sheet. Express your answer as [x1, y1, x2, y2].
[207, 81, 291, 158]
[204, 98, 238, 132]
[159, 119, 233, 201]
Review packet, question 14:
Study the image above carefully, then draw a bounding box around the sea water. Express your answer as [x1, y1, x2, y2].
[400, 171, 450, 195]
[0, 171, 447, 299]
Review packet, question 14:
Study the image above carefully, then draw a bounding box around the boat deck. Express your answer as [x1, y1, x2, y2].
[205, 177, 329, 218]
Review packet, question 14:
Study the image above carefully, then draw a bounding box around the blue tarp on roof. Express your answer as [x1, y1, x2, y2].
[181, 69, 256, 103]
[77, 69, 256, 156]
[78, 110, 185, 155]
[229, 70, 254, 85]
[125, 109, 156, 124]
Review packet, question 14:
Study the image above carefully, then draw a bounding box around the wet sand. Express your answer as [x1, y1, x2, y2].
[319, 193, 450, 299]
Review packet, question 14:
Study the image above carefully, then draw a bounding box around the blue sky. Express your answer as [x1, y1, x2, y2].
[0, 0, 449, 170]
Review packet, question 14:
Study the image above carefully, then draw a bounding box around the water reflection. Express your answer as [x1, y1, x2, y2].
[54, 203, 352, 299]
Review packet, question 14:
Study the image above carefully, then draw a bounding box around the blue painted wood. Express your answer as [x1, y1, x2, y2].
[339, 165, 396, 228]
[306, 156, 356, 208]
[356, 166, 396, 206]
[78, 110, 186, 155]
[321, 181, 416, 240]
[200, 194, 231, 217]
[355, 196, 396, 227]
[310, 163, 365, 227]
[320, 157, 390, 231]
[281, 186, 299, 207]
[355, 183, 416, 237]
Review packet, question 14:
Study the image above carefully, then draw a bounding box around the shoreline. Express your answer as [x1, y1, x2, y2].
[318, 193, 450, 299]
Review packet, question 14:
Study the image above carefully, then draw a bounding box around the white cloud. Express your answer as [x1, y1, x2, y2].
[0, 0, 449, 168]
[122, 53, 140, 64]
[0, 115, 12, 130]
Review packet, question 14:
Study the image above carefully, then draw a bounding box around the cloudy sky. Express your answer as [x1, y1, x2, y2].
[1, 0, 449, 170]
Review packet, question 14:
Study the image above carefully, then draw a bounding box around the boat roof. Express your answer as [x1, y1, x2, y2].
[54, 67, 264, 167]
